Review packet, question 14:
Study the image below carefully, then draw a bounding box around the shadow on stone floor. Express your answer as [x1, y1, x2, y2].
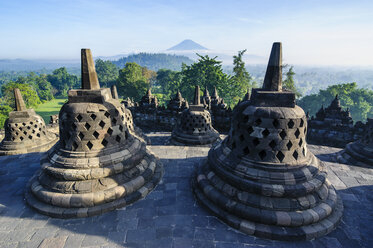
[0, 152, 373, 247]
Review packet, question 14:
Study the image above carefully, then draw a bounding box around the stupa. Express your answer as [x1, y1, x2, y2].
[171, 86, 219, 145]
[307, 95, 354, 148]
[25, 49, 163, 218]
[337, 118, 373, 167]
[193, 42, 343, 240]
[167, 90, 189, 113]
[0, 89, 58, 156]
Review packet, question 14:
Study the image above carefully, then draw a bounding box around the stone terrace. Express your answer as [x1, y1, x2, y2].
[0, 132, 372, 248]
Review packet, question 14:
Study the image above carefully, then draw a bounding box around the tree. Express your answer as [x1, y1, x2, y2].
[298, 82, 373, 122]
[117, 62, 149, 101]
[47, 67, 79, 97]
[283, 66, 302, 98]
[155, 69, 183, 99]
[95, 59, 119, 88]
[1, 81, 41, 109]
[229, 50, 256, 105]
[180, 54, 231, 103]
[0, 104, 12, 129]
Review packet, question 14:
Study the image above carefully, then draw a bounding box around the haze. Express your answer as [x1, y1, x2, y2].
[0, 0, 372, 66]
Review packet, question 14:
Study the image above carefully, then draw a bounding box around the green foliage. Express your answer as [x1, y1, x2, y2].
[0, 104, 12, 129]
[95, 59, 119, 88]
[47, 67, 79, 97]
[228, 50, 256, 105]
[283, 66, 302, 98]
[113, 53, 193, 71]
[298, 82, 373, 122]
[180, 54, 231, 103]
[155, 69, 183, 100]
[117, 62, 150, 101]
[1, 81, 41, 109]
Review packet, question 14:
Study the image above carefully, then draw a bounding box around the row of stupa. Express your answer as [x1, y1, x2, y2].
[0, 44, 372, 241]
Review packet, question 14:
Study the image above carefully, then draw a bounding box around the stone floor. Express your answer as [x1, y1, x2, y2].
[0, 132, 372, 248]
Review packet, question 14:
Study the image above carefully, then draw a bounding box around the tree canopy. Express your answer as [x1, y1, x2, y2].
[95, 59, 119, 88]
[47, 67, 79, 97]
[283, 66, 302, 98]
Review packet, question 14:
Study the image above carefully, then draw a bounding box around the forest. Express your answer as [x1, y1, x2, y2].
[0, 52, 372, 128]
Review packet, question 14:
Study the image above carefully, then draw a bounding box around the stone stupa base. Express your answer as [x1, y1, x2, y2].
[0, 136, 58, 156]
[25, 140, 163, 218]
[171, 130, 220, 146]
[337, 142, 373, 168]
[192, 143, 343, 241]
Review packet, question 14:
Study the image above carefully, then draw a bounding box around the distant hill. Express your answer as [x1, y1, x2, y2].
[112, 53, 194, 71]
[167, 39, 208, 51]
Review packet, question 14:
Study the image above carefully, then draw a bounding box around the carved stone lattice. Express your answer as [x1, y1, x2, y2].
[0, 89, 58, 155]
[192, 42, 343, 241]
[25, 49, 163, 218]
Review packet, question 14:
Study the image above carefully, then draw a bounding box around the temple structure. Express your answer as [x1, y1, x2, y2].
[0, 89, 58, 156]
[25, 49, 163, 218]
[202, 87, 211, 110]
[167, 90, 189, 113]
[193, 42, 343, 240]
[171, 86, 219, 145]
[337, 118, 373, 167]
[138, 89, 158, 112]
[210, 87, 231, 132]
[307, 95, 355, 148]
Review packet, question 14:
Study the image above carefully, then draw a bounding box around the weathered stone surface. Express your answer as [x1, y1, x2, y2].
[171, 86, 220, 146]
[307, 95, 357, 148]
[25, 48, 163, 218]
[337, 118, 373, 167]
[0, 89, 58, 156]
[192, 42, 343, 241]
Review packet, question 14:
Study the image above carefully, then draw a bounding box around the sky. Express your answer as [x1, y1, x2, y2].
[0, 0, 373, 66]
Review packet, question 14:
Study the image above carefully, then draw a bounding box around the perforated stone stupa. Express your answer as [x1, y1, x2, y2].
[337, 118, 373, 167]
[171, 86, 219, 145]
[0, 88, 58, 156]
[25, 49, 163, 218]
[167, 90, 189, 113]
[193, 42, 343, 240]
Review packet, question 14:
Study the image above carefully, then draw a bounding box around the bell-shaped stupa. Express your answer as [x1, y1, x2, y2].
[25, 49, 163, 218]
[337, 118, 373, 167]
[171, 86, 219, 145]
[193, 42, 343, 240]
[0, 89, 58, 155]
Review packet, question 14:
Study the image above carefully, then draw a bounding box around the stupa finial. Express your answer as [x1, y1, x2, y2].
[262, 42, 282, 91]
[14, 88, 26, 111]
[194, 85, 201, 105]
[81, 48, 100, 90]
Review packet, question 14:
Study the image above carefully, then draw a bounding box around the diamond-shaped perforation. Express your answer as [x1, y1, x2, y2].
[76, 114, 83, 122]
[107, 127, 113, 136]
[293, 150, 299, 160]
[125, 131, 129, 139]
[259, 150, 266, 160]
[247, 126, 254, 135]
[262, 128, 270, 137]
[119, 125, 124, 132]
[90, 114, 97, 120]
[276, 151, 285, 162]
[71, 123, 77, 130]
[20, 136, 24, 141]
[254, 118, 262, 126]
[85, 123, 91, 130]
[28, 135, 33, 140]
[302, 147, 306, 156]
[116, 135, 121, 143]
[104, 111, 110, 118]
[286, 141, 293, 150]
[279, 130, 286, 139]
[78, 132, 84, 140]
[87, 141, 93, 150]
[37, 133, 40, 137]
[99, 121, 105, 128]
[300, 118, 304, 127]
[299, 138, 303, 147]
[295, 129, 300, 138]
[101, 139, 108, 147]
[288, 119, 295, 128]
[72, 142, 78, 150]
[22, 122, 26, 126]
[93, 131, 99, 139]
[269, 140, 276, 150]
[253, 138, 260, 146]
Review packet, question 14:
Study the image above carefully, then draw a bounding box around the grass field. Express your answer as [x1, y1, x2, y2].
[35, 98, 67, 123]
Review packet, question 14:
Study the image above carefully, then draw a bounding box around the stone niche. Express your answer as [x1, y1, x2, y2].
[337, 118, 373, 167]
[171, 85, 220, 146]
[193, 42, 343, 241]
[25, 49, 163, 218]
[0, 88, 58, 156]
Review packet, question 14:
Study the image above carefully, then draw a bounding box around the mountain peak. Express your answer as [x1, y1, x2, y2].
[167, 39, 208, 51]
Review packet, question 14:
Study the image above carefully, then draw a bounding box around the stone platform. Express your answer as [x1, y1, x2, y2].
[0, 132, 372, 247]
